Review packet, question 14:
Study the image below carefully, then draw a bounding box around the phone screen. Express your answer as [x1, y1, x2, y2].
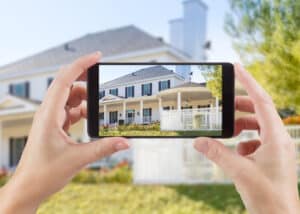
[97, 63, 224, 137]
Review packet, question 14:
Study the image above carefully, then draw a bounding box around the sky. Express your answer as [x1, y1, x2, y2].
[0, 0, 240, 66]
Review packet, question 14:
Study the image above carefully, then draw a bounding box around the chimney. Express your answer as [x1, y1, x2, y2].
[169, 0, 207, 61]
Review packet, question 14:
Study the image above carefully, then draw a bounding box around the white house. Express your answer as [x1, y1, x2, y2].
[99, 65, 222, 134]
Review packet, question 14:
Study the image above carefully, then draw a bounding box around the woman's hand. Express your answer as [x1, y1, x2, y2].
[194, 64, 300, 214]
[0, 52, 129, 214]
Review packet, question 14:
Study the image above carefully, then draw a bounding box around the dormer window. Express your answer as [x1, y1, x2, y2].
[9, 82, 30, 98]
[159, 80, 170, 91]
[109, 88, 118, 96]
[142, 83, 152, 96]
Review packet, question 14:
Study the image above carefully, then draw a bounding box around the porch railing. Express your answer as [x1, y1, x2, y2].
[160, 107, 222, 131]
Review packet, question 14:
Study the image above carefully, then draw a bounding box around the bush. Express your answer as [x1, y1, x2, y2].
[283, 115, 300, 125]
[72, 165, 132, 184]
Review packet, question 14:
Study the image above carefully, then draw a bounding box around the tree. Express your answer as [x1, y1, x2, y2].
[202, 65, 222, 100]
[225, 0, 300, 113]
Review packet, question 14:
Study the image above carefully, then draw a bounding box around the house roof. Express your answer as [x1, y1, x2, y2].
[101, 65, 176, 88]
[0, 25, 169, 79]
[173, 82, 206, 88]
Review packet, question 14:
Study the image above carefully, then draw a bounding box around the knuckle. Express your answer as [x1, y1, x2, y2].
[206, 144, 221, 162]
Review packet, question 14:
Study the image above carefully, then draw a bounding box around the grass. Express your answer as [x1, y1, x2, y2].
[37, 183, 247, 214]
[100, 123, 222, 137]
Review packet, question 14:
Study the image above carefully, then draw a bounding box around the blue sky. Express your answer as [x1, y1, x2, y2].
[0, 0, 240, 66]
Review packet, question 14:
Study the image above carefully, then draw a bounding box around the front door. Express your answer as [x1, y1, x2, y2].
[9, 137, 27, 167]
[109, 111, 118, 124]
[126, 110, 135, 124]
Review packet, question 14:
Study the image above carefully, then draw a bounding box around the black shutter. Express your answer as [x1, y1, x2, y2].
[142, 85, 144, 96]
[132, 86, 135, 97]
[9, 138, 13, 167]
[116, 88, 118, 96]
[9, 84, 13, 94]
[158, 81, 161, 91]
[25, 81, 30, 98]
[150, 83, 152, 95]
[125, 87, 128, 98]
[149, 108, 152, 116]
[167, 80, 171, 89]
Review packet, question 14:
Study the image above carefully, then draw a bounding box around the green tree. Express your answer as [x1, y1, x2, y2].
[225, 0, 300, 113]
[202, 65, 222, 100]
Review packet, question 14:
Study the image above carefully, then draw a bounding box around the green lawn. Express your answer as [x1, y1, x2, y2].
[37, 183, 246, 214]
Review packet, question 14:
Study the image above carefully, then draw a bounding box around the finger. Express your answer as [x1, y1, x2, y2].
[194, 137, 250, 182]
[68, 102, 87, 125]
[235, 96, 255, 113]
[234, 116, 260, 136]
[67, 85, 87, 108]
[237, 140, 261, 156]
[72, 137, 130, 167]
[44, 52, 100, 112]
[234, 64, 283, 131]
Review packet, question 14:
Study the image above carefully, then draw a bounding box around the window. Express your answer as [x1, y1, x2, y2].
[47, 77, 54, 88]
[125, 86, 134, 98]
[99, 112, 104, 120]
[143, 108, 152, 123]
[9, 82, 30, 98]
[159, 80, 170, 91]
[197, 105, 210, 108]
[99, 90, 105, 99]
[109, 88, 118, 96]
[9, 137, 27, 167]
[109, 111, 118, 124]
[141, 83, 152, 96]
[163, 106, 170, 110]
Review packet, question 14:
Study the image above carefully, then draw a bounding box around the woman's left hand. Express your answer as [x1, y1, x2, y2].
[0, 52, 129, 214]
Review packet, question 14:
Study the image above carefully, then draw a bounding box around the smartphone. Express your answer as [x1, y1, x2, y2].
[87, 62, 234, 138]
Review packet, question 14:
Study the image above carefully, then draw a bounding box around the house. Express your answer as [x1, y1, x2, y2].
[0, 0, 207, 171]
[0, 0, 299, 183]
[98, 64, 222, 135]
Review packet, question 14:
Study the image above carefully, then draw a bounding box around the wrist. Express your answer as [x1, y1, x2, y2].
[0, 179, 40, 214]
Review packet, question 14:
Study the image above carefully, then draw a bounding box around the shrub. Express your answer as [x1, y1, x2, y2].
[72, 165, 132, 184]
[283, 115, 300, 125]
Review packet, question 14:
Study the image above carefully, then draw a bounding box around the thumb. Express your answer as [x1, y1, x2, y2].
[73, 137, 129, 167]
[194, 137, 250, 182]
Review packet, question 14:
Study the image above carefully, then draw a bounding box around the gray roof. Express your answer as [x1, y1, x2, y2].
[0, 25, 167, 79]
[101, 65, 175, 88]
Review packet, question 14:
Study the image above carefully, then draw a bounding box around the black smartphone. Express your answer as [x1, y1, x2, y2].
[87, 62, 234, 138]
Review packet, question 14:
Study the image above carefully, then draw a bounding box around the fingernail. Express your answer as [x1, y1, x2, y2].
[194, 139, 209, 154]
[115, 142, 129, 151]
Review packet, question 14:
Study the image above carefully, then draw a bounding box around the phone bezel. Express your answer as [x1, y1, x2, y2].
[87, 62, 234, 138]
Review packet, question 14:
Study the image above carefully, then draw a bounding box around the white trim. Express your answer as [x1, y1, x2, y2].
[0, 95, 38, 117]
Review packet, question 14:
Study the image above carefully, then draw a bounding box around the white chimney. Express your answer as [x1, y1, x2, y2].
[169, 0, 207, 61]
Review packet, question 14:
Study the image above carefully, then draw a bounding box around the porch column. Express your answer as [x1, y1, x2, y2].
[177, 92, 181, 111]
[215, 98, 219, 127]
[103, 104, 107, 125]
[158, 97, 162, 113]
[122, 101, 126, 120]
[209, 104, 213, 129]
[140, 100, 143, 124]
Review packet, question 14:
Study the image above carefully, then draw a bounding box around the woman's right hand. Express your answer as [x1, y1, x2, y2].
[194, 64, 300, 214]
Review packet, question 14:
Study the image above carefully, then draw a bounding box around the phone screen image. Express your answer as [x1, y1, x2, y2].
[98, 64, 223, 137]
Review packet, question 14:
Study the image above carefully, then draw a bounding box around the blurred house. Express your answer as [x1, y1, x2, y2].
[0, 0, 299, 183]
